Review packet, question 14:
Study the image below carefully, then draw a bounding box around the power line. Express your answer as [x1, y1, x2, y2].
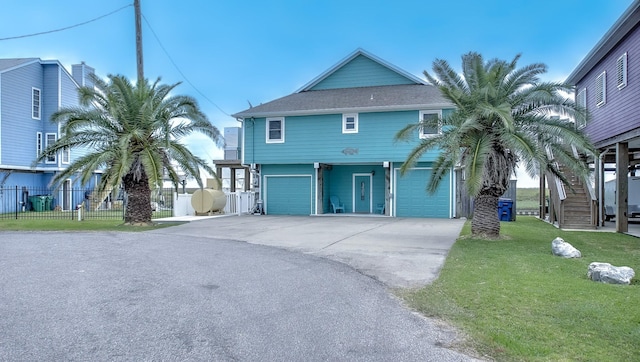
[141, 14, 231, 117]
[0, 4, 133, 41]
[0, 3, 231, 117]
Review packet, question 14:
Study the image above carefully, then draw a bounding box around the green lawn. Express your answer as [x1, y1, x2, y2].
[516, 188, 546, 211]
[403, 217, 640, 361]
[0, 218, 180, 231]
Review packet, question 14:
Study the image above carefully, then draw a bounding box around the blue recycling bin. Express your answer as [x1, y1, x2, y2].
[498, 198, 513, 222]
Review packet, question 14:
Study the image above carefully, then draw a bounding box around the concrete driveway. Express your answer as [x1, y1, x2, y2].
[153, 215, 466, 288]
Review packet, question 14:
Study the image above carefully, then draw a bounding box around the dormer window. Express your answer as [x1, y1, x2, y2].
[342, 113, 358, 133]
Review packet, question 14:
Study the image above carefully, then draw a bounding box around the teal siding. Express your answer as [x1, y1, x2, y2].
[326, 165, 384, 213]
[243, 109, 455, 165]
[262, 164, 315, 215]
[310, 55, 415, 90]
[395, 167, 451, 218]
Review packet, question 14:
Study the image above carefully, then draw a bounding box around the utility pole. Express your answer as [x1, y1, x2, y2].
[134, 0, 144, 83]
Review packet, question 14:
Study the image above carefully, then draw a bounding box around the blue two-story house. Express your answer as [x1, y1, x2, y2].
[0, 58, 98, 211]
[565, 0, 640, 233]
[233, 49, 458, 217]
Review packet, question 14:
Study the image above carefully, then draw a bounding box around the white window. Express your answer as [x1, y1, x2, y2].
[36, 132, 42, 156]
[576, 88, 587, 129]
[32, 88, 41, 119]
[419, 110, 442, 138]
[266, 117, 284, 143]
[45, 133, 56, 163]
[617, 52, 627, 89]
[62, 147, 70, 164]
[595, 71, 606, 107]
[342, 113, 358, 133]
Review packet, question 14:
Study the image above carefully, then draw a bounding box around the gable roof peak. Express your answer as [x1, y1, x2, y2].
[0, 58, 40, 73]
[296, 48, 426, 92]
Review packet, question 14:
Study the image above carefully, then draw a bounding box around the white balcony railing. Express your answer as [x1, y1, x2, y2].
[224, 192, 256, 215]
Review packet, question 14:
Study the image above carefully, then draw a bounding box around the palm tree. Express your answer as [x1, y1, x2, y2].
[396, 52, 595, 237]
[38, 75, 222, 225]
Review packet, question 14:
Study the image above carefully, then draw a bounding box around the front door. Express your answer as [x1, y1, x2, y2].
[354, 175, 371, 213]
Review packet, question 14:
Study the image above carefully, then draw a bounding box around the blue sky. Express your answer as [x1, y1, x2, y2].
[0, 0, 634, 186]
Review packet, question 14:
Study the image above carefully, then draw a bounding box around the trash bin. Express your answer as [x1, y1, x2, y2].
[28, 195, 46, 212]
[498, 198, 513, 222]
[44, 195, 53, 211]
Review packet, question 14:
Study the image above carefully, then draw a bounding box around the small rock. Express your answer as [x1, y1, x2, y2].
[551, 237, 581, 258]
[587, 262, 635, 285]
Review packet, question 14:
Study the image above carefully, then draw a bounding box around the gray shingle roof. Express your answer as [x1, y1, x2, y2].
[233, 84, 453, 118]
[0, 58, 39, 72]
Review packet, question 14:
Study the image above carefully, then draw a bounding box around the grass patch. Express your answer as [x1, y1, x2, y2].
[0, 218, 181, 231]
[403, 217, 640, 361]
[516, 188, 547, 211]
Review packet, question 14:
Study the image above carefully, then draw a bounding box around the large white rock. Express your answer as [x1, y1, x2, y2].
[551, 237, 581, 258]
[587, 262, 635, 285]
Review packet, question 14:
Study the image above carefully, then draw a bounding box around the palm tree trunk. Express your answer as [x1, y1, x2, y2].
[471, 193, 500, 237]
[123, 171, 153, 225]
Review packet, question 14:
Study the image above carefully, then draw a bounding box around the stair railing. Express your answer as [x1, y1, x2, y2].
[571, 145, 598, 226]
[546, 147, 566, 227]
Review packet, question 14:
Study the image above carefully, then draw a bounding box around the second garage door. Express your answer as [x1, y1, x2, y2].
[395, 168, 451, 218]
[265, 175, 313, 215]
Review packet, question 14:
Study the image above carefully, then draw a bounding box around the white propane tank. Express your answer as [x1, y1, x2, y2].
[190, 188, 227, 214]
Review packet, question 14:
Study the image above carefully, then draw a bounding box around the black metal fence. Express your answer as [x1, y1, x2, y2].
[0, 186, 174, 220]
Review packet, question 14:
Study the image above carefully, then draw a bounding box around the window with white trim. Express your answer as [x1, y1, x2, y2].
[266, 117, 284, 143]
[32, 88, 41, 119]
[419, 110, 442, 138]
[617, 52, 627, 89]
[595, 71, 606, 107]
[36, 132, 42, 157]
[576, 88, 587, 129]
[62, 147, 70, 164]
[45, 133, 56, 163]
[342, 113, 358, 133]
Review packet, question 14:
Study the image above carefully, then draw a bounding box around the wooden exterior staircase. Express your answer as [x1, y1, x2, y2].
[546, 164, 597, 230]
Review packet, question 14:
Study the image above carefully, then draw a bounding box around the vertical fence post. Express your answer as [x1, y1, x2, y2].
[15, 186, 18, 220]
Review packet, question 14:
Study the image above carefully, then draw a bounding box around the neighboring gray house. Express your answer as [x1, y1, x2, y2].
[565, 0, 640, 232]
[0, 58, 97, 211]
